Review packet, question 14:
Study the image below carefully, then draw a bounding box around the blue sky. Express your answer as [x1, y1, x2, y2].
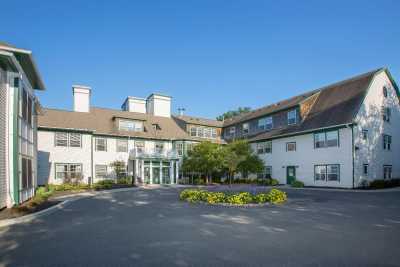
[2, 0, 399, 119]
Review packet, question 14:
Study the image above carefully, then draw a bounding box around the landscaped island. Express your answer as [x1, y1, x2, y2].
[179, 188, 287, 205]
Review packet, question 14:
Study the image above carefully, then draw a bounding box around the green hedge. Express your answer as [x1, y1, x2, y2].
[179, 188, 287, 205]
[369, 179, 400, 189]
[291, 180, 304, 188]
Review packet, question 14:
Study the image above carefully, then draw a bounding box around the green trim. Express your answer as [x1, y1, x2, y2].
[12, 80, 20, 204]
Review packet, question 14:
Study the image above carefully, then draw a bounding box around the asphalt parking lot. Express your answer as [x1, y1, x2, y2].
[0, 186, 399, 267]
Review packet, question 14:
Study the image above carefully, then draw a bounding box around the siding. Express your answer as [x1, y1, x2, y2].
[353, 71, 400, 185]
[0, 68, 7, 208]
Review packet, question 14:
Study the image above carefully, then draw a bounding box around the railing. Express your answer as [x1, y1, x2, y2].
[129, 147, 179, 159]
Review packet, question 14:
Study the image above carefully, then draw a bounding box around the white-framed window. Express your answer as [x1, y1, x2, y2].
[286, 142, 296, 152]
[204, 128, 212, 138]
[383, 165, 392, 179]
[95, 165, 107, 178]
[69, 133, 81, 147]
[383, 86, 388, 98]
[176, 143, 183, 156]
[55, 132, 82, 147]
[287, 109, 297, 125]
[55, 132, 68, 147]
[314, 164, 340, 182]
[135, 140, 145, 153]
[211, 128, 217, 138]
[55, 163, 82, 180]
[242, 123, 249, 134]
[21, 157, 33, 189]
[258, 166, 272, 179]
[382, 107, 391, 122]
[190, 127, 197, 137]
[229, 126, 236, 136]
[258, 116, 273, 131]
[116, 139, 128, 152]
[155, 142, 164, 153]
[383, 134, 392, 150]
[362, 129, 368, 140]
[257, 141, 272, 154]
[314, 130, 339, 148]
[363, 164, 369, 176]
[95, 138, 107, 151]
[119, 119, 143, 132]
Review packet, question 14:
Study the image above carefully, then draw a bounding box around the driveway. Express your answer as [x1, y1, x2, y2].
[0, 186, 399, 266]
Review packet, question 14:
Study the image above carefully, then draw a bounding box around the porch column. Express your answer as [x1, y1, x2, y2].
[140, 160, 144, 184]
[150, 161, 153, 184]
[170, 161, 174, 184]
[159, 161, 162, 184]
[175, 161, 179, 184]
[135, 160, 139, 183]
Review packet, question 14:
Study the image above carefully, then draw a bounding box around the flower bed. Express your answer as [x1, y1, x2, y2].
[179, 188, 287, 205]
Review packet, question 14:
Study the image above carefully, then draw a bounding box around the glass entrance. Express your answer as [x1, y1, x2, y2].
[162, 162, 170, 184]
[152, 161, 160, 184]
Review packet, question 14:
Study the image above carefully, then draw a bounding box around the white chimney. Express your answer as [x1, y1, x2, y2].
[146, 93, 171, 118]
[122, 97, 146, 113]
[73, 85, 91, 112]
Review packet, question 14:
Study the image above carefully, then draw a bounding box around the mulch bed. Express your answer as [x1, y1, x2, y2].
[0, 200, 61, 220]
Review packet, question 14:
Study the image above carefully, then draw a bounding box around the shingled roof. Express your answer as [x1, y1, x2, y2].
[173, 114, 223, 127]
[249, 68, 386, 142]
[39, 107, 192, 140]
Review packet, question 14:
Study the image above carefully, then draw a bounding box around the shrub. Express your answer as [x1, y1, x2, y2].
[227, 192, 253, 205]
[206, 192, 226, 204]
[291, 180, 304, 188]
[257, 179, 271, 186]
[117, 177, 132, 185]
[267, 189, 287, 204]
[270, 178, 279, 186]
[254, 193, 270, 203]
[93, 179, 114, 190]
[369, 179, 386, 189]
[179, 189, 208, 202]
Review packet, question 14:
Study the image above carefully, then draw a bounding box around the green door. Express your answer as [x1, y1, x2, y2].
[286, 166, 296, 185]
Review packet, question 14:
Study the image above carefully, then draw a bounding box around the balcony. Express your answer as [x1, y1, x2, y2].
[129, 147, 179, 160]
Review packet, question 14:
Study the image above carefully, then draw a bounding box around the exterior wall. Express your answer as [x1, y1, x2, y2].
[0, 67, 8, 208]
[224, 107, 301, 140]
[123, 98, 146, 113]
[251, 127, 354, 188]
[353, 71, 400, 186]
[37, 131, 92, 185]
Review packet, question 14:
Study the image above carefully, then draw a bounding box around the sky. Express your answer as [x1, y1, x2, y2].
[2, 0, 399, 119]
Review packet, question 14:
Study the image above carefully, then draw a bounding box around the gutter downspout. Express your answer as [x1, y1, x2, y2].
[90, 135, 93, 186]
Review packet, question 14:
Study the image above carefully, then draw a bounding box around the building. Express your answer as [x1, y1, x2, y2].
[224, 68, 399, 188]
[37, 87, 224, 185]
[0, 42, 45, 208]
[37, 68, 399, 188]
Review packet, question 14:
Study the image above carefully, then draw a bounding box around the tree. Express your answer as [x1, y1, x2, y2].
[110, 160, 127, 179]
[181, 141, 224, 184]
[216, 107, 251, 121]
[222, 140, 264, 184]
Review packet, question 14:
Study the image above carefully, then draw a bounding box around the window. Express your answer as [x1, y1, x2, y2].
[69, 133, 81, 147]
[55, 163, 82, 180]
[155, 142, 164, 153]
[190, 127, 197, 137]
[176, 143, 183, 156]
[95, 138, 107, 151]
[258, 116, 273, 130]
[314, 164, 340, 182]
[383, 165, 392, 179]
[55, 132, 68, 147]
[286, 142, 296, 152]
[211, 128, 217, 139]
[229, 126, 236, 136]
[95, 165, 107, 179]
[314, 130, 339, 148]
[382, 107, 391, 122]
[383, 134, 392, 150]
[55, 132, 81, 147]
[383, 86, 388, 98]
[362, 129, 368, 140]
[116, 139, 128, 152]
[242, 123, 249, 134]
[257, 141, 272, 154]
[204, 128, 211, 138]
[135, 141, 145, 153]
[21, 157, 33, 189]
[287, 109, 297, 125]
[258, 166, 272, 179]
[119, 119, 143, 132]
[197, 127, 204, 138]
[363, 164, 369, 175]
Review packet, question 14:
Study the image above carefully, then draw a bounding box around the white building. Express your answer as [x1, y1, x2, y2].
[37, 88, 224, 185]
[0, 42, 45, 208]
[37, 68, 399, 189]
